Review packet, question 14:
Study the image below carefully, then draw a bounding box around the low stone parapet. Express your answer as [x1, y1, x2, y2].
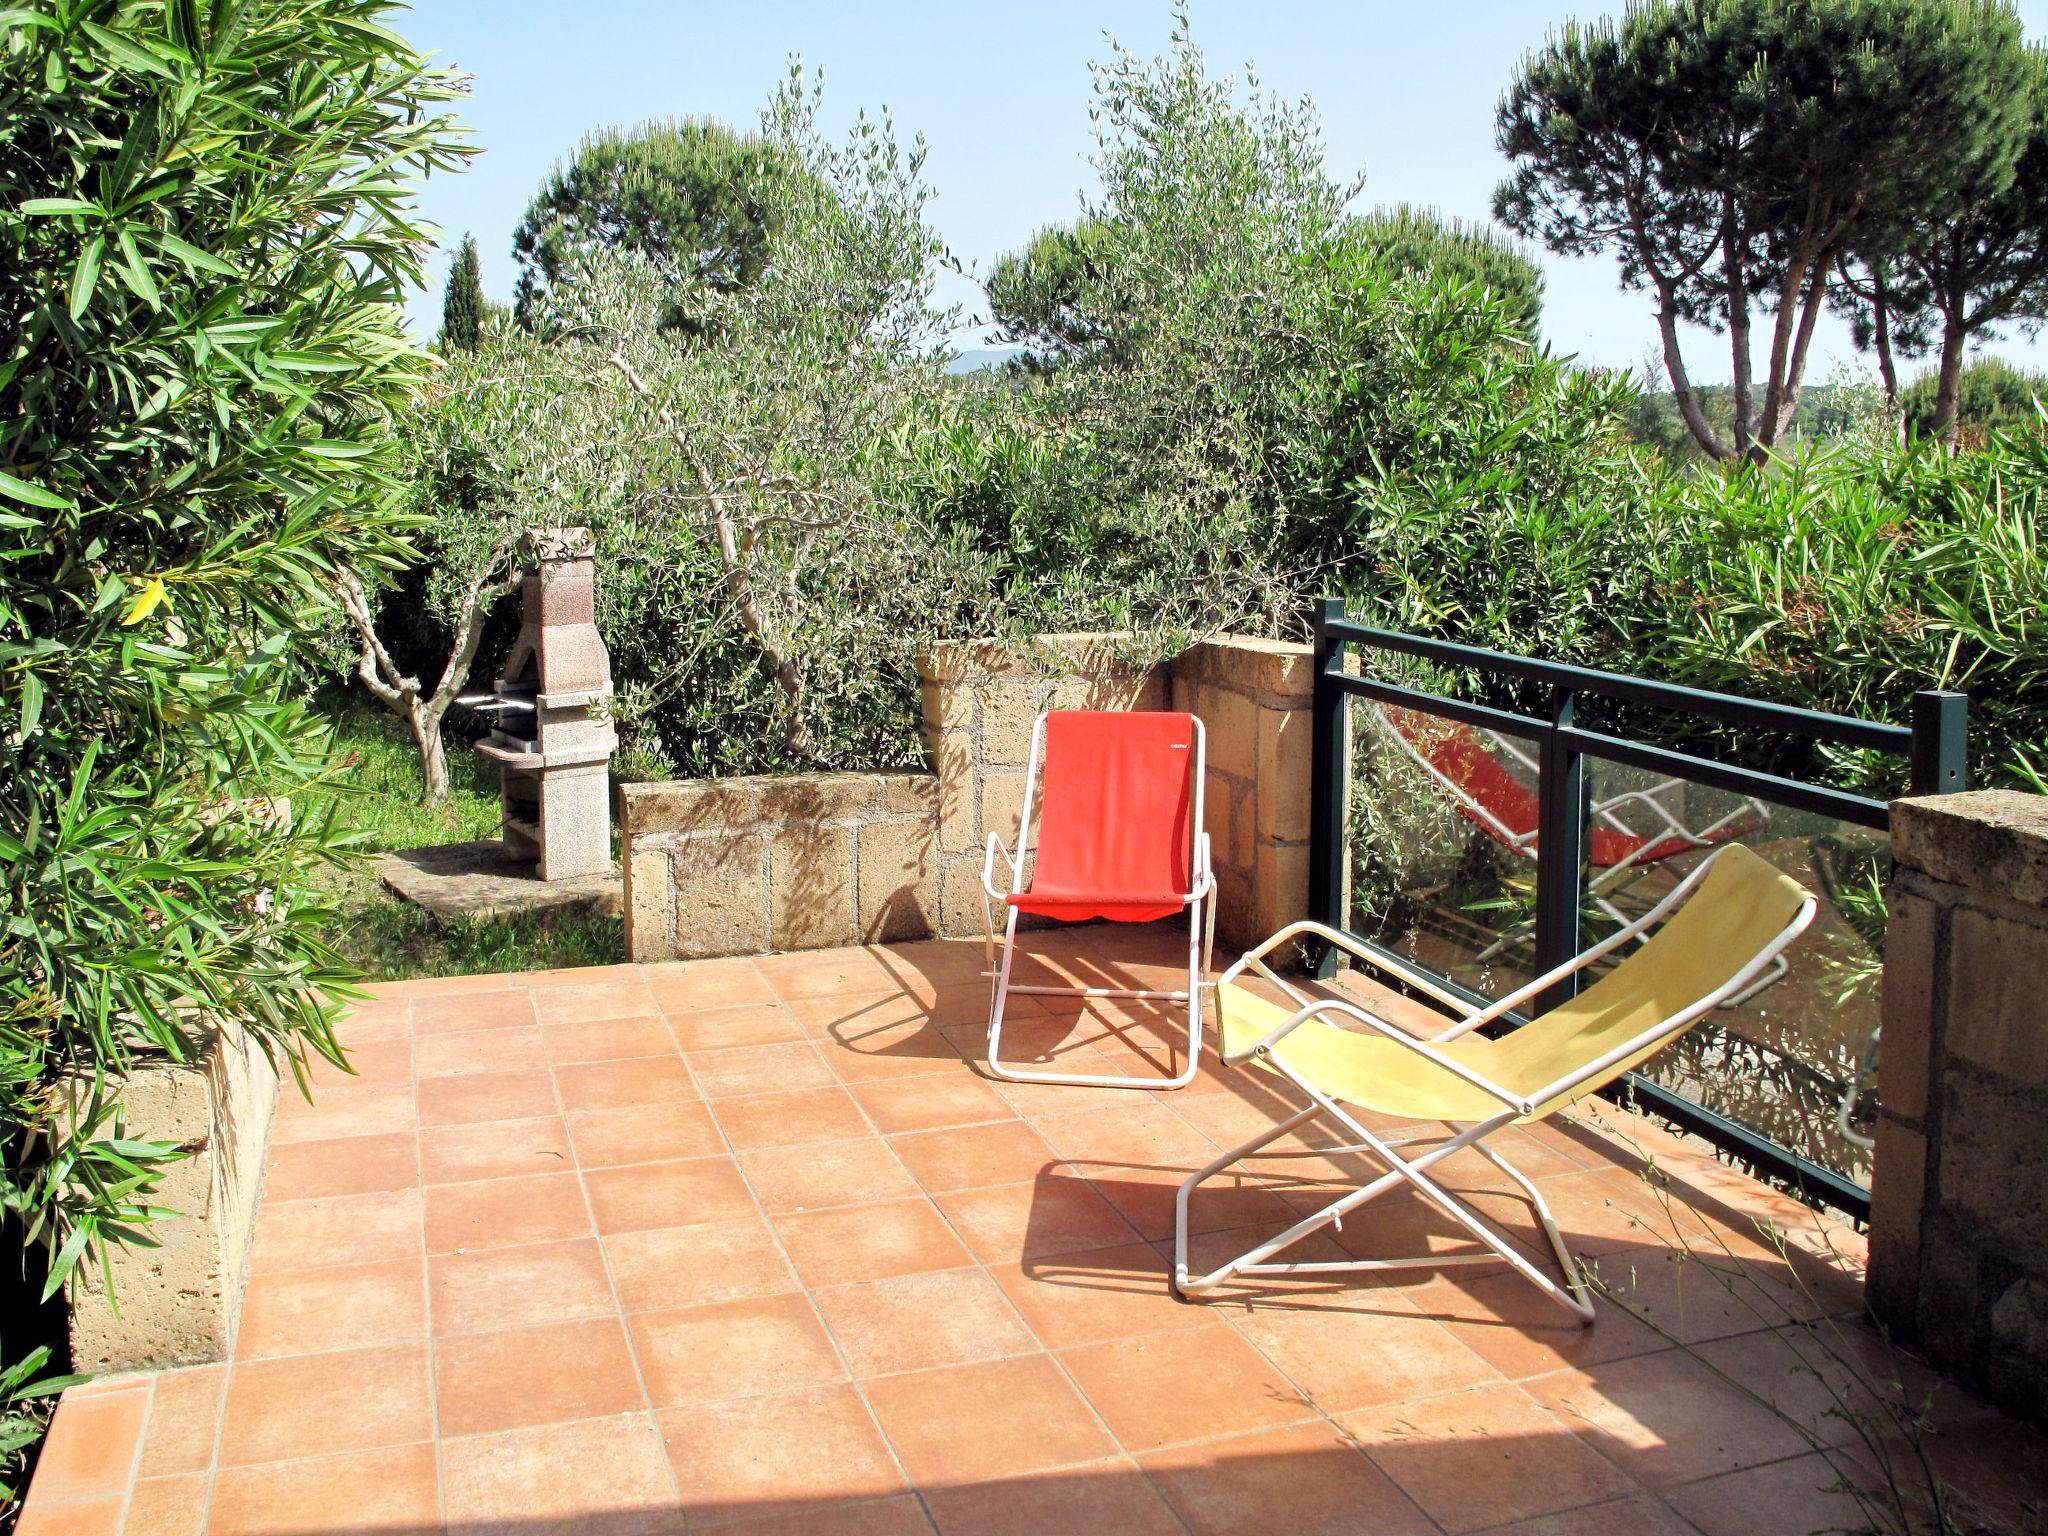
[67, 1024, 278, 1372]
[621, 631, 1330, 961]
[621, 771, 941, 960]
[1870, 788, 2048, 1426]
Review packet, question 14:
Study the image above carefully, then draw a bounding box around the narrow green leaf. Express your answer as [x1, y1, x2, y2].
[0, 469, 72, 511]
[69, 233, 105, 320]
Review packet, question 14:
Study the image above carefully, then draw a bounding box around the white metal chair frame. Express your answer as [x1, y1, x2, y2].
[981, 711, 1217, 1090]
[1375, 707, 1786, 1001]
[1173, 849, 1817, 1323]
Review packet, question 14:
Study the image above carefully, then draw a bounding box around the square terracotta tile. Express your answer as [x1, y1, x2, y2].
[218, 1344, 432, 1466]
[713, 1085, 873, 1150]
[542, 1013, 678, 1065]
[440, 1413, 683, 1535]
[245, 1187, 422, 1275]
[662, 1385, 904, 1528]
[628, 1293, 847, 1407]
[1666, 1450, 1903, 1536]
[208, 1443, 440, 1536]
[234, 1257, 426, 1359]
[716, 1494, 934, 1536]
[691, 1041, 838, 1100]
[935, 1172, 1140, 1263]
[135, 1366, 225, 1477]
[417, 1068, 558, 1128]
[434, 1316, 646, 1436]
[1497, 1497, 1707, 1535]
[1408, 1266, 1666, 1380]
[1035, 1103, 1292, 1240]
[772, 1197, 972, 1287]
[646, 957, 779, 1013]
[1524, 1348, 1807, 1490]
[585, 1155, 756, 1234]
[298, 1036, 411, 1088]
[666, 1002, 805, 1052]
[891, 1122, 1062, 1195]
[261, 1131, 419, 1204]
[921, 1458, 1187, 1536]
[424, 1172, 591, 1254]
[404, 970, 537, 998]
[266, 1078, 415, 1144]
[862, 1354, 1117, 1485]
[567, 1098, 725, 1168]
[13, 1497, 123, 1535]
[1139, 1419, 1434, 1536]
[1232, 1294, 1503, 1415]
[987, 1242, 1212, 1352]
[951, 1011, 1118, 1068]
[812, 1268, 1039, 1377]
[847, 1072, 1017, 1136]
[430, 1236, 616, 1336]
[740, 1137, 922, 1215]
[333, 993, 411, 1042]
[414, 1024, 547, 1077]
[555, 1055, 700, 1112]
[411, 987, 536, 1035]
[420, 1115, 574, 1184]
[1059, 1322, 1313, 1452]
[822, 1019, 974, 1085]
[1342, 1381, 1637, 1532]
[29, 1387, 147, 1503]
[605, 1218, 799, 1314]
[531, 975, 658, 1025]
[755, 947, 900, 1000]
[789, 988, 948, 1040]
[123, 1473, 208, 1536]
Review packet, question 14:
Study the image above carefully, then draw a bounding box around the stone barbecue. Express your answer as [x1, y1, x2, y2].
[462, 526, 617, 881]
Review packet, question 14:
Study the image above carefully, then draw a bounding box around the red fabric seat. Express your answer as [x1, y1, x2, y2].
[1006, 710, 1197, 923]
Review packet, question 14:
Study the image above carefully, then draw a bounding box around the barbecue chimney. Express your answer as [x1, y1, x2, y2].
[463, 527, 617, 881]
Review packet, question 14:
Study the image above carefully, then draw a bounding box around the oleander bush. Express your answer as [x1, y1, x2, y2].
[0, 0, 465, 1508]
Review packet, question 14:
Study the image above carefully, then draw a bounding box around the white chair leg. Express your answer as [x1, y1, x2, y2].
[1174, 1092, 1596, 1324]
[984, 899, 1208, 1091]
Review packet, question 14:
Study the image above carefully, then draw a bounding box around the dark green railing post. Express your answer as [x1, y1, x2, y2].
[1307, 597, 1349, 979]
[1533, 683, 1585, 1012]
[1908, 690, 1969, 796]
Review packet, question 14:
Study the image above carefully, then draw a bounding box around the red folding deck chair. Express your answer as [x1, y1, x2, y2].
[981, 710, 1216, 1089]
[1376, 704, 1783, 997]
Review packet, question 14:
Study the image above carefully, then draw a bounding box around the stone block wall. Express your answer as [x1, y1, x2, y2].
[621, 771, 941, 960]
[621, 632, 1326, 961]
[1870, 788, 2048, 1426]
[918, 634, 1170, 944]
[1167, 635, 1322, 952]
[68, 1025, 279, 1372]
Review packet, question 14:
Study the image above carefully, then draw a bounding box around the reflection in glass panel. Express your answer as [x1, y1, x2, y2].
[1343, 706, 1886, 1189]
[1347, 701, 1545, 1002]
[1585, 755, 1886, 1188]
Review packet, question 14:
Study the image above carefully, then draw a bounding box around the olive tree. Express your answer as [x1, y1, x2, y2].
[360, 67, 984, 784]
[0, 0, 466, 1457]
[1496, 0, 2033, 462]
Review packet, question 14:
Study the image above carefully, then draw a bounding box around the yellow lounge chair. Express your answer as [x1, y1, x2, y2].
[1173, 844, 1816, 1323]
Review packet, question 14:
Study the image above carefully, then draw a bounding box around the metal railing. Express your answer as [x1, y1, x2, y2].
[1305, 595, 1968, 1217]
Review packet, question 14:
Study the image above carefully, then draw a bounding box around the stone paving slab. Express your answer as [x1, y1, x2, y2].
[376, 838, 623, 921]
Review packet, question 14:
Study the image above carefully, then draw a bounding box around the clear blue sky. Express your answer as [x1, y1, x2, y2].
[397, 0, 2048, 384]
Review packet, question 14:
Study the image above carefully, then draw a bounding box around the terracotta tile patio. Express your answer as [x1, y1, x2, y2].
[20, 927, 2048, 1535]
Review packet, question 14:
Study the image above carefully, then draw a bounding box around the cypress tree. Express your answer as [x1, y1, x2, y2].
[440, 233, 485, 352]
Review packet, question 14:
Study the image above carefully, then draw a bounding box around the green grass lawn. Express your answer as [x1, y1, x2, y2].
[297, 698, 626, 982]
